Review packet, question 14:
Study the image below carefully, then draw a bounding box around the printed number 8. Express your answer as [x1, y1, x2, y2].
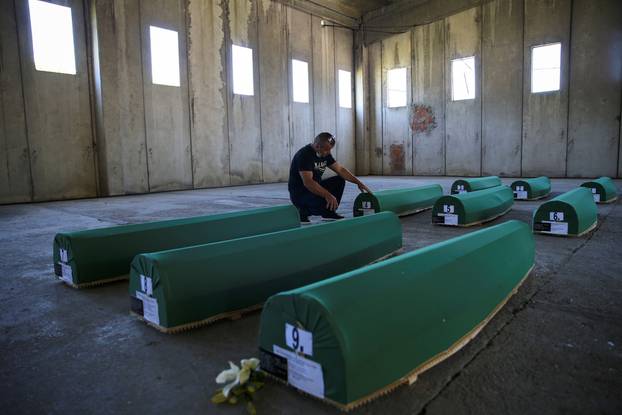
[292, 327, 299, 350]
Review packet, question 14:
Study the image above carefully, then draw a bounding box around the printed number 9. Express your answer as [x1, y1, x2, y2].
[292, 327, 299, 350]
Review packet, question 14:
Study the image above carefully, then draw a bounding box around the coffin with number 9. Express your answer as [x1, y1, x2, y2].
[258, 220, 534, 410]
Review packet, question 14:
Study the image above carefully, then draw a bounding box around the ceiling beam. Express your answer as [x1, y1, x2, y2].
[273, 0, 360, 28]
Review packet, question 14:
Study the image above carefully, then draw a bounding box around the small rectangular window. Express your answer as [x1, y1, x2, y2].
[531, 43, 561, 93]
[387, 67, 407, 108]
[28, 0, 76, 75]
[292, 59, 309, 103]
[451, 56, 476, 101]
[149, 26, 180, 87]
[338, 70, 352, 109]
[232, 45, 254, 96]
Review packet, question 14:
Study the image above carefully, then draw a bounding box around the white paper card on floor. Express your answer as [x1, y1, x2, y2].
[136, 291, 160, 325]
[285, 323, 313, 356]
[274, 345, 324, 399]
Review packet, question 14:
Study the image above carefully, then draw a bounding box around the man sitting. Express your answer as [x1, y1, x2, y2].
[288, 132, 372, 223]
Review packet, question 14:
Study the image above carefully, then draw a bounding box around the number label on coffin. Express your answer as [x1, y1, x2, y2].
[514, 186, 528, 200]
[362, 201, 372, 209]
[360, 208, 375, 216]
[59, 262, 73, 284]
[273, 345, 324, 399]
[136, 291, 160, 325]
[60, 248, 68, 263]
[140, 274, 153, 296]
[549, 212, 564, 222]
[588, 188, 601, 202]
[285, 323, 313, 356]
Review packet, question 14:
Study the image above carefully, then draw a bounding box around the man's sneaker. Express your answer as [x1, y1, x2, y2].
[321, 211, 344, 221]
[298, 208, 311, 224]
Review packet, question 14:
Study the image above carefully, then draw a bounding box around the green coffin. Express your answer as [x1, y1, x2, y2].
[431, 185, 514, 226]
[450, 176, 501, 194]
[580, 177, 618, 204]
[352, 185, 443, 217]
[510, 176, 551, 200]
[258, 220, 534, 409]
[128, 212, 402, 332]
[53, 205, 300, 287]
[533, 187, 597, 236]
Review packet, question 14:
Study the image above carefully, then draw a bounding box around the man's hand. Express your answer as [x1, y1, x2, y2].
[358, 183, 372, 194]
[325, 193, 338, 211]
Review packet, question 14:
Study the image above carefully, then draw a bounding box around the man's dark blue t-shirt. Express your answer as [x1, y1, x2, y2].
[288, 144, 336, 197]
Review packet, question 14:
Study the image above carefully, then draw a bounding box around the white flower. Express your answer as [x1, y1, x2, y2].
[215, 358, 261, 398]
[216, 361, 241, 397]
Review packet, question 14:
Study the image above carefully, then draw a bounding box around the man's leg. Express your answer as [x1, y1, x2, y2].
[320, 176, 346, 203]
[290, 192, 329, 218]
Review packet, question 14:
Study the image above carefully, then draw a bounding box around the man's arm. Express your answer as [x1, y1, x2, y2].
[299, 171, 339, 210]
[329, 162, 372, 194]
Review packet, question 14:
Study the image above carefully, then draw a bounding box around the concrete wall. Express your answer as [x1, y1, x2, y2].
[0, 0, 355, 203]
[361, 0, 622, 178]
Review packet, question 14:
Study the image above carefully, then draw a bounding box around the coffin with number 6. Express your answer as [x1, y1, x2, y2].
[510, 176, 551, 200]
[258, 220, 534, 410]
[53, 205, 301, 288]
[352, 185, 442, 217]
[450, 176, 501, 194]
[128, 212, 402, 332]
[580, 177, 618, 204]
[431, 185, 514, 227]
[533, 187, 597, 236]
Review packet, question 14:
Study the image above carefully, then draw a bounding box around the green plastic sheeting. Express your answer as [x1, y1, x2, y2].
[431, 186, 513, 226]
[450, 176, 501, 194]
[258, 220, 534, 409]
[510, 176, 551, 200]
[352, 185, 443, 217]
[53, 205, 300, 287]
[128, 212, 402, 332]
[580, 177, 618, 204]
[533, 187, 597, 236]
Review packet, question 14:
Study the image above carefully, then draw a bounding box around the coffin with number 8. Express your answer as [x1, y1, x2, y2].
[532, 187, 597, 236]
[580, 177, 618, 204]
[510, 176, 551, 200]
[128, 212, 402, 332]
[450, 176, 501, 194]
[258, 220, 534, 409]
[431, 185, 514, 227]
[352, 185, 442, 217]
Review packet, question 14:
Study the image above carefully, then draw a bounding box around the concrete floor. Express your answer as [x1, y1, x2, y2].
[0, 176, 620, 414]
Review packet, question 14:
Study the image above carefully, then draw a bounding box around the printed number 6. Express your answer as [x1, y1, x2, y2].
[292, 327, 299, 350]
[553, 212, 559, 221]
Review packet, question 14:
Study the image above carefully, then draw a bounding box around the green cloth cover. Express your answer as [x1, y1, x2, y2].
[580, 177, 618, 203]
[352, 185, 443, 217]
[53, 205, 300, 286]
[128, 212, 403, 331]
[510, 176, 551, 200]
[533, 187, 597, 236]
[450, 176, 501, 194]
[431, 185, 514, 226]
[258, 220, 534, 407]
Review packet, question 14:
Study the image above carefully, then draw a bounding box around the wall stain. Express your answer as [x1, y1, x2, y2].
[390, 143, 405, 173]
